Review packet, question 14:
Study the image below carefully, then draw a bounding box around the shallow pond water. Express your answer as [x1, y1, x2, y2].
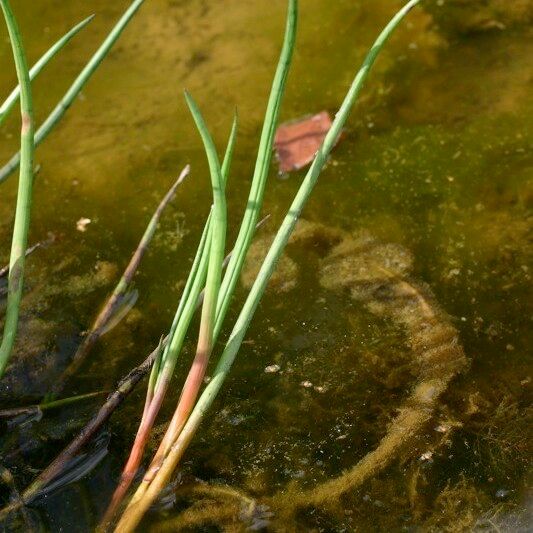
[0, 0, 531, 531]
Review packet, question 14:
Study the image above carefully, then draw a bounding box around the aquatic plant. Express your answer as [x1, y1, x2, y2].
[100, 115, 239, 524]
[0, 14, 94, 126]
[102, 0, 296, 518]
[0, 0, 146, 377]
[0, 0, 35, 379]
[0, 0, 426, 528]
[0, 0, 146, 184]
[110, 1, 423, 531]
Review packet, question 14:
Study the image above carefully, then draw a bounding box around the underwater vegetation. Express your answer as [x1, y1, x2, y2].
[164, 220, 469, 530]
[0, 0, 146, 378]
[0, 0, 531, 531]
[425, 0, 533, 34]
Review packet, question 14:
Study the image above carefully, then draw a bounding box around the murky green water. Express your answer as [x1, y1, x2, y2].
[0, 0, 531, 531]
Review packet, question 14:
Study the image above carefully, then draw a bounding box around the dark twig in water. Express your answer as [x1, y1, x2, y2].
[0, 242, 40, 279]
[0, 390, 105, 419]
[0, 336, 167, 522]
[55, 166, 189, 393]
[0, 235, 55, 279]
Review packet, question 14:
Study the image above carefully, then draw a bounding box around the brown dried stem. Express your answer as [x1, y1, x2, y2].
[55, 166, 189, 392]
[0, 336, 167, 523]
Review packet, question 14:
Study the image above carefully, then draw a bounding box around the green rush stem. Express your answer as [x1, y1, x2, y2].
[0, 391, 105, 419]
[0, 15, 94, 126]
[100, 114, 237, 528]
[0, 0, 145, 184]
[113, 2, 296, 526]
[114, 2, 420, 530]
[213, 0, 297, 340]
[0, 0, 35, 378]
[157, 112, 237, 379]
[131, 90, 230, 483]
[129, 0, 297, 477]
[180, 89, 227, 395]
[136, 93, 229, 482]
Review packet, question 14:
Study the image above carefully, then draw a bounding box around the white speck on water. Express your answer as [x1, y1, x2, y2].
[76, 217, 91, 232]
[495, 489, 510, 499]
[419, 451, 433, 461]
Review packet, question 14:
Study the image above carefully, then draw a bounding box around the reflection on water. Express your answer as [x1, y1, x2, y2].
[0, 0, 531, 530]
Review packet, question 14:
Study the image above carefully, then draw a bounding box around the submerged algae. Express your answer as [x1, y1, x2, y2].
[148, 221, 468, 531]
[150, 220, 530, 531]
[0, 258, 118, 400]
[425, 0, 533, 34]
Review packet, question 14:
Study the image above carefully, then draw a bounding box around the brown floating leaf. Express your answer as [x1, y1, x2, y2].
[274, 111, 333, 173]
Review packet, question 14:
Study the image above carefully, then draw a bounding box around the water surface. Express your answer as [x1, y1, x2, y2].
[0, 0, 531, 531]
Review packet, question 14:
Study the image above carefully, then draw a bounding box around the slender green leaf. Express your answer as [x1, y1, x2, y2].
[183, 91, 226, 344]
[213, 0, 298, 338]
[0, 0, 35, 377]
[0, 14, 94, 126]
[157, 111, 237, 381]
[0, 0, 145, 183]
